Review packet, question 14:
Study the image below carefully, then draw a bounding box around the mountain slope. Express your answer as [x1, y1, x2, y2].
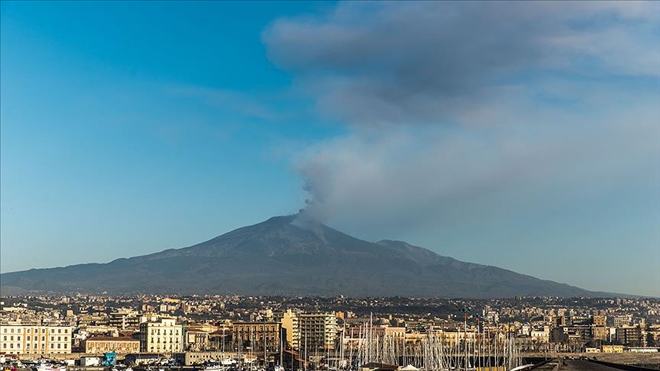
[1, 214, 603, 298]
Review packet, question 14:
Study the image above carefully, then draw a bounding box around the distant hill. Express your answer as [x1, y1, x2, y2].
[0, 214, 614, 298]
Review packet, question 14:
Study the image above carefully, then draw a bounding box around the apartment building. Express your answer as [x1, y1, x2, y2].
[299, 312, 337, 351]
[108, 309, 141, 330]
[138, 317, 183, 353]
[615, 326, 643, 346]
[0, 324, 72, 355]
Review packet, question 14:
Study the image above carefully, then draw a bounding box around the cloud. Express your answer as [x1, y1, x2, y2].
[264, 2, 660, 239]
[264, 2, 660, 126]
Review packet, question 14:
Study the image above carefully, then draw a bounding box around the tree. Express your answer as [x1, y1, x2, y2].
[645, 332, 655, 347]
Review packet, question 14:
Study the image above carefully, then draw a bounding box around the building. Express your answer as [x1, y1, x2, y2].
[530, 327, 549, 344]
[592, 326, 608, 342]
[615, 326, 642, 347]
[108, 309, 141, 330]
[138, 317, 183, 353]
[185, 330, 210, 351]
[277, 309, 299, 350]
[613, 315, 632, 328]
[299, 312, 337, 351]
[602, 345, 624, 353]
[0, 324, 72, 355]
[345, 325, 405, 352]
[232, 322, 281, 354]
[209, 329, 231, 351]
[84, 336, 140, 354]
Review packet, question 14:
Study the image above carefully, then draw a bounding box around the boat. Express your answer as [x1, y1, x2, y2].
[222, 358, 237, 366]
[203, 362, 227, 371]
[33, 363, 66, 371]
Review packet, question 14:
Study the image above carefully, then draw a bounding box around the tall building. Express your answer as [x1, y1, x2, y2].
[0, 324, 72, 355]
[277, 309, 300, 350]
[615, 326, 642, 346]
[299, 312, 337, 351]
[138, 317, 183, 353]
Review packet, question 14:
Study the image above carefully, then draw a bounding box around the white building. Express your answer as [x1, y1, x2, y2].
[138, 317, 183, 353]
[0, 324, 72, 355]
[530, 327, 550, 343]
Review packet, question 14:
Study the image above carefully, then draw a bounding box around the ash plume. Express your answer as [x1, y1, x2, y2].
[264, 2, 660, 237]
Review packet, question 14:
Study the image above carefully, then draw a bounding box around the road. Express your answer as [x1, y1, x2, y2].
[559, 360, 630, 371]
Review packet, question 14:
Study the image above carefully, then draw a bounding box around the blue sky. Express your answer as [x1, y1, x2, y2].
[1, 1, 659, 297]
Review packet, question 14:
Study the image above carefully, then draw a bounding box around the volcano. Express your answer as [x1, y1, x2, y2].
[0, 214, 605, 298]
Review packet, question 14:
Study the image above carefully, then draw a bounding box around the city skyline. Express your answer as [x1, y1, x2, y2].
[1, 1, 659, 297]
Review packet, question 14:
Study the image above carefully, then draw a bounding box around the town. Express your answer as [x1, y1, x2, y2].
[1, 295, 659, 370]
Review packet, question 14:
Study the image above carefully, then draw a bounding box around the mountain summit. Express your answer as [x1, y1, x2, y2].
[1, 214, 599, 297]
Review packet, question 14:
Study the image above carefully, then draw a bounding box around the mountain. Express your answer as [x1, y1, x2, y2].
[0, 214, 606, 298]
